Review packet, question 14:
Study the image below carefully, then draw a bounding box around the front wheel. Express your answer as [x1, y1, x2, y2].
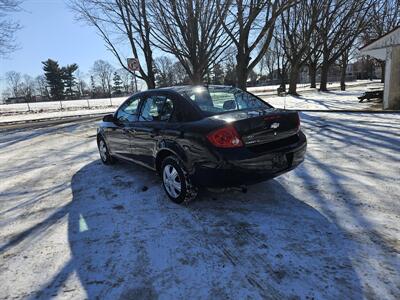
[161, 156, 198, 204]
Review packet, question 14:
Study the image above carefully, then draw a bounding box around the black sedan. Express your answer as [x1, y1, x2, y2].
[97, 85, 307, 203]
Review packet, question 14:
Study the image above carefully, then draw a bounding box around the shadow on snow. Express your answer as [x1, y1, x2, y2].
[28, 160, 363, 299]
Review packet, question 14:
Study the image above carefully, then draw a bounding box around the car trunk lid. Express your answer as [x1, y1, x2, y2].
[209, 108, 300, 146]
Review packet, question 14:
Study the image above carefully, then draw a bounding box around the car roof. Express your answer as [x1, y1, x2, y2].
[156, 84, 235, 93]
[128, 85, 237, 98]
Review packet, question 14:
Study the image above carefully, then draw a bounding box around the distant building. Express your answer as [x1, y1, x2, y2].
[3, 95, 48, 104]
[349, 59, 382, 80]
[3, 97, 27, 104]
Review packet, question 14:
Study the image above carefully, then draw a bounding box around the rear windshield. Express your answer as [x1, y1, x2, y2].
[177, 86, 271, 116]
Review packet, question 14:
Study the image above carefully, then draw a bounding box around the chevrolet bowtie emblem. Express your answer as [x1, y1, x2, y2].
[270, 122, 280, 129]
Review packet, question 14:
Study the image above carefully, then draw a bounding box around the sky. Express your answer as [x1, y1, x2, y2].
[0, 0, 123, 92]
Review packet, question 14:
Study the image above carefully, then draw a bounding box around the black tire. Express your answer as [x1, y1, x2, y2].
[161, 156, 198, 204]
[98, 137, 116, 165]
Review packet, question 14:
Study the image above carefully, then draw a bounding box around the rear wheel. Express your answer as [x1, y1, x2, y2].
[161, 156, 197, 204]
[98, 137, 116, 165]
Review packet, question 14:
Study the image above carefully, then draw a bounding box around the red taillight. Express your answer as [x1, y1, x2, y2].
[206, 126, 244, 148]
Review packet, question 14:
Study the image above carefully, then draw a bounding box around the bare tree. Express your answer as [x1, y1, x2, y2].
[280, 0, 323, 95]
[218, 0, 295, 90]
[0, 0, 22, 56]
[75, 69, 87, 97]
[154, 56, 175, 87]
[5, 70, 22, 97]
[150, 0, 231, 84]
[35, 75, 49, 99]
[273, 35, 290, 91]
[364, 0, 400, 40]
[222, 49, 237, 85]
[172, 61, 190, 85]
[307, 30, 322, 88]
[338, 42, 361, 91]
[70, 0, 156, 88]
[362, 0, 400, 82]
[1, 89, 11, 102]
[318, 0, 372, 91]
[20, 74, 35, 101]
[261, 47, 278, 82]
[117, 68, 133, 93]
[91, 59, 115, 96]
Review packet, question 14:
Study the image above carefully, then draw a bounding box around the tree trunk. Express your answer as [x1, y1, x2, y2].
[190, 70, 203, 85]
[144, 45, 156, 89]
[340, 63, 346, 91]
[278, 67, 286, 92]
[236, 65, 248, 90]
[146, 72, 156, 89]
[309, 63, 317, 88]
[340, 52, 348, 91]
[236, 53, 250, 90]
[288, 65, 300, 95]
[319, 63, 329, 91]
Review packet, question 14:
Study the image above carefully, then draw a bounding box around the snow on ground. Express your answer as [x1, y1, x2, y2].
[0, 97, 126, 124]
[0, 107, 116, 124]
[247, 79, 382, 94]
[261, 88, 383, 111]
[0, 96, 126, 113]
[0, 112, 399, 299]
[0, 80, 385, 124]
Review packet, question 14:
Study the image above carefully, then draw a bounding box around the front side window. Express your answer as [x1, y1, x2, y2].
[178, 86, 271, 116]
[139, 95, 174, 122]
[116, 97, 140, 123]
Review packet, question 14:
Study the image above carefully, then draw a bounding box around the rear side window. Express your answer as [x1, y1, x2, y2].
[139, 95, 174, 122]
[116, 97, 140, 122]
[179, 86, 271, 115]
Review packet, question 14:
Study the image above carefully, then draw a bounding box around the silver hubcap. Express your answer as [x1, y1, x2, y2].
[99, 140, 107, 161]
[163, 164, 181, 198]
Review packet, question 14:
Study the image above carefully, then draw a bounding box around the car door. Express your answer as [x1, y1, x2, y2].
[106, 95, 140, 159]
[131, 93, 175, 168]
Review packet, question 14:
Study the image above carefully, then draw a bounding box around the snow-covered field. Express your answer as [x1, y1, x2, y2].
[0, 96, 126, 113]
[0, 97, 125, 124]
[247, 79, 381, 94]
[0, 80, 385, 124]
[0, 112, 399, 299]
[0, 107, 116, 124]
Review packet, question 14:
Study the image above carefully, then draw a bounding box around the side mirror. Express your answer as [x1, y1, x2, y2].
[103, 114, 115, 122]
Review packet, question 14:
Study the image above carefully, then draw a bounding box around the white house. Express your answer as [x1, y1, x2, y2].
[360, 26, 400, 109]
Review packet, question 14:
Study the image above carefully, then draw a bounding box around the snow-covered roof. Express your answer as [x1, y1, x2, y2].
[360, 26, 400, 59]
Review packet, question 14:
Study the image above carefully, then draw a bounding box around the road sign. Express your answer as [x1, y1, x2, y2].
[127, 58, 140, 71]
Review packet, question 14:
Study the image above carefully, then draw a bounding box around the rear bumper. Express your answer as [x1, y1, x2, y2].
[190, 132, 307, 187]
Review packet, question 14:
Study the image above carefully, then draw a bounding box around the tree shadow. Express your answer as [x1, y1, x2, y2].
[29, 160, 363, 299]
[294, 112, 400, 298]
[0, 119, 96, 149]
[284, 90, 381, 111]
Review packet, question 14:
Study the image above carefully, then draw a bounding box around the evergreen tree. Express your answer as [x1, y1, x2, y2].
[62, 64, 78, 99]
[42, 59, 64, 100]
[112, 72, 123, 95]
